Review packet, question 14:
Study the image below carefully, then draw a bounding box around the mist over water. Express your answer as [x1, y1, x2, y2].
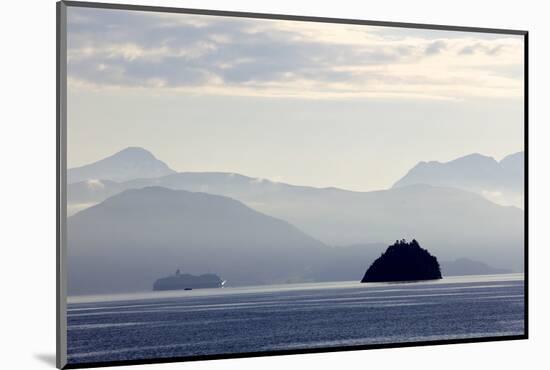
[67, 274, 524, 364]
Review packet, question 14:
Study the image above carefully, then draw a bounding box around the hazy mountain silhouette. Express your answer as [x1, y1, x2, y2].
[68, 171, 524, 271]
[440, 258, 512, 276]
[500, 152, 524, 181]
[310, 242, 386, 282]
[67, 148, 525, 275]
[68, 187, 329, 294]
[67, 147, 175, 183]
[392, 152, 524, 208]
[67, 179, 127, 215]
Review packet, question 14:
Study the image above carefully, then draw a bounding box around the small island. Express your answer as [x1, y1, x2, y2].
[361, 239, 442, 283]
[153, 269, 226, 291]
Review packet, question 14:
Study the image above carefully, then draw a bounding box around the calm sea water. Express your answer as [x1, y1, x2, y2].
[67, 274, 524, 364]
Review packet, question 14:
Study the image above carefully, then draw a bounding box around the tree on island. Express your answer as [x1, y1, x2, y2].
[361, 239, 442, 283]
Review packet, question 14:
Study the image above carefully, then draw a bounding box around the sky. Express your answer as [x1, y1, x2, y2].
[66, 7, 525, 192]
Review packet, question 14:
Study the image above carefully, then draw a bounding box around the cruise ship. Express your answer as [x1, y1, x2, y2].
[153, 269, 226, 291]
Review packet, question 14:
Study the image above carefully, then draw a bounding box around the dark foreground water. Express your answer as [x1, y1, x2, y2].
[67, 274, 524, 364]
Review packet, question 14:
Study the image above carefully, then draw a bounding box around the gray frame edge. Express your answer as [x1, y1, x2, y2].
[61, 0, 527, 35]
[56, 1, 68, 369]
[523, 31, 529, 339]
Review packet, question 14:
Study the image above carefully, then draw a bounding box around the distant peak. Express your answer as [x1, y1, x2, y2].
[410, 153, 497, 169]
[121, 146, 150, 152]
[391, 152, 503, 190]
[67, 146, 176, 183]
[112, 147, 156, 160]
[451, 152, 496, 163]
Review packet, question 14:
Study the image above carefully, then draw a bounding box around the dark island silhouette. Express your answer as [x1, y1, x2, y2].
[153, 269, 226, 291]
[361, 239, 442, 283]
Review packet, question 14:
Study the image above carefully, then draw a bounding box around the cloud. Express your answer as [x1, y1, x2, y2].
[425, 40, 447, 55]
[66, 7, 524, 100]
[68, 202, 99, 216]
[85, 179, 105, 190]
[459, 42, 506, 56]
[481, 189, 524, 209]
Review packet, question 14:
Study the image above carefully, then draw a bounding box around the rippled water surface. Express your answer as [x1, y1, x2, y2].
[67, 274, 525, 364]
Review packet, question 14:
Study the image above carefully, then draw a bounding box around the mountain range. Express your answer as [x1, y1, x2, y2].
[66, 147, 525, 294]
[393, 152, 524, 208]
[68, 187, 329, 294]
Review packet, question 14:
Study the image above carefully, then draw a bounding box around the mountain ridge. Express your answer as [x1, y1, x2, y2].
[67, 147, 175, 183]
[68, 186, 327, 294]
[66, 148, 525, 282]
[392, 151, 524, 208]
[67, 185, 522, 294]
